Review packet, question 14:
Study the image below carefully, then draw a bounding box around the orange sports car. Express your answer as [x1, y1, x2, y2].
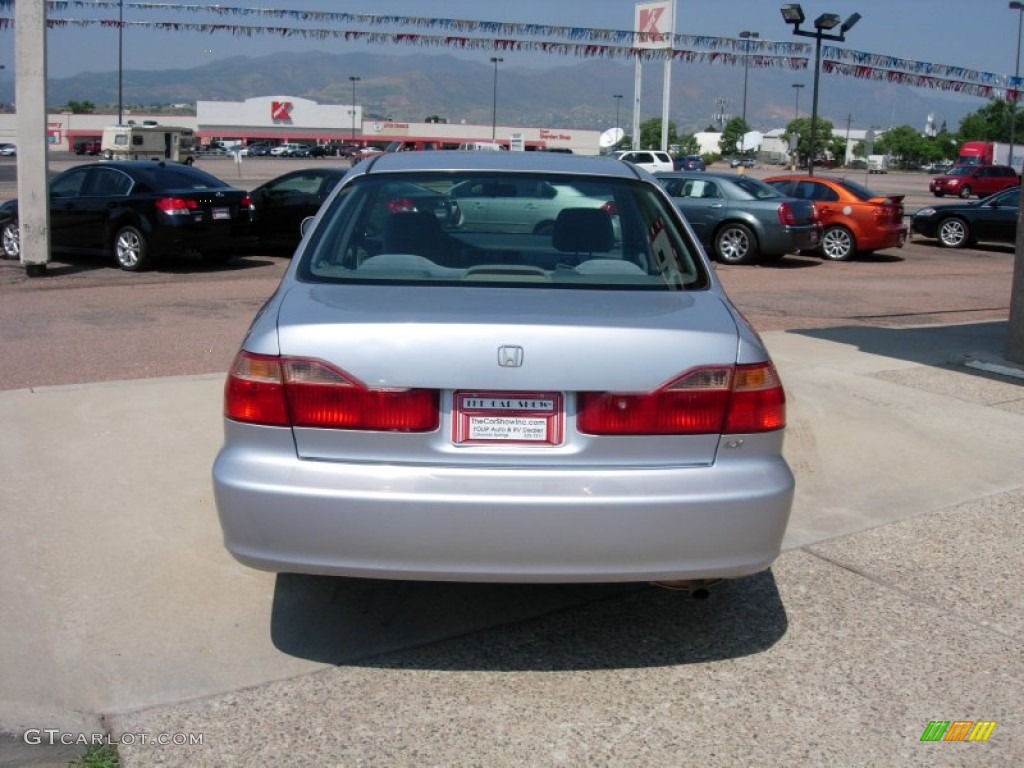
[764, 174, 907, 261]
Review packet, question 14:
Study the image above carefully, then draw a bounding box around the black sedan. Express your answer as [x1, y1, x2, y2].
[0, 161, 254, 270]
[248, 168, 349, 251]
[911, 187, 1019, 248]
[249, 169, 455, 252]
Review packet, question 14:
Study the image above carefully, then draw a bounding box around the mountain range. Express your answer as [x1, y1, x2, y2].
[0, 50, 984, 135]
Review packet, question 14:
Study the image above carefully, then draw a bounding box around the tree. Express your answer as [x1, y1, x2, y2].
[638, 117, 679, 150]
[64, 100, 96, 114]
[875, 124, 924, 162]
[718, 117, 750, 157]
[424, 115, 447, 124]
[677, 132, 700, 156]
[783, 116, 834, 165]
[957, 98, 1018, 143]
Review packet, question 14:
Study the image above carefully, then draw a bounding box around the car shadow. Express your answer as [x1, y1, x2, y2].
[788, 320, 1016, 372]
[6, 252, 278, 277]
[762, 254, 821, 269]
[855, 251, 905, 263]
[269, 571, 787, 670]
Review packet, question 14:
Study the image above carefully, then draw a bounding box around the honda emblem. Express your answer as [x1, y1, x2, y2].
[497, 346, 524, 368]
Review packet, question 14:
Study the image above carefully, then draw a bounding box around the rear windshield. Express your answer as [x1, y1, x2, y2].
[834, 178, 879, 201]
[137, 166, 230, 190]
[732, 177, 784, 200]
[297, 171, 710, 291]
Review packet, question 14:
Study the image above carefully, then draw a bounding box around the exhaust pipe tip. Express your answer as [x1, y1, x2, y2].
[650, 578, 722, 597]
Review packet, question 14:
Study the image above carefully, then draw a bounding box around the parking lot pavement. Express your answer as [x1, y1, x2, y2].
[1, 322, 1022, 766]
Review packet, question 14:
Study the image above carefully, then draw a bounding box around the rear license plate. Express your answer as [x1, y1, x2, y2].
[453, 391, 564, 446]
[212, 207, 230, 220]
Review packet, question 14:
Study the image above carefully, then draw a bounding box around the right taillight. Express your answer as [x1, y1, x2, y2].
[225, 351, 439, 432]
[577, 363, 785, 436]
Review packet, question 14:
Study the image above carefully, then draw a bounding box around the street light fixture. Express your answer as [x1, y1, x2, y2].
[490, 56, 503, 141]
[1009, 2, 1024, 170]
[348, 76, 360, 143]
[739, 31, 760, 125]
[780, 4, 861, 176]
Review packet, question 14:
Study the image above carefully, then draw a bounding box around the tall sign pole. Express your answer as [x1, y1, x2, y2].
[634, 1, 675, 151]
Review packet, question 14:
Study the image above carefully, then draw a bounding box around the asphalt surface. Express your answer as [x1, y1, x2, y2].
[1, 157, 1022, 766]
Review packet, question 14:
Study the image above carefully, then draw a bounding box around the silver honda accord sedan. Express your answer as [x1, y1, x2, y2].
[213, 151, 794, 585]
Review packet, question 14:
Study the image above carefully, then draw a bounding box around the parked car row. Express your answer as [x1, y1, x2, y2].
[1, 155, 1014, 275]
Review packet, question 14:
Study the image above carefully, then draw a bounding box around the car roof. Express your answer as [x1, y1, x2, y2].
[351, 150, 643, 180]
[655, 170, 753, 181]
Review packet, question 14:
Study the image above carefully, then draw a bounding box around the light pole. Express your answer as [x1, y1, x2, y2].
[490, 56, 503, 141]
[792, 82, 804, 120]
[348, 76, 360, 143]
[613, 93, 623, 146]
[117, 0, 123, 124]
[1009, 2, 1024, 169]
[781, 4, 860, 176]
[739, 31, 760, 124]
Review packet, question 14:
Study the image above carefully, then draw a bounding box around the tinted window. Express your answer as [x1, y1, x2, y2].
[50, 168, 90, 198]
[834, 178, 878, 201]
[731, 177, 783, 200]
[135, 165, 231, 190]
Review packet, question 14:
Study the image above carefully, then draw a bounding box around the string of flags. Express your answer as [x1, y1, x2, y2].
[0, 1, 1018, 100]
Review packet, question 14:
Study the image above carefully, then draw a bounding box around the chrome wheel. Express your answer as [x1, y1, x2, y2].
[958, 185, 972, 199]
[113, 225, 151, 271]
[937, 217, 969, 248]
[1, 219, 19, 259]
[714, 223, 757, 265]
[820, 226, 855, 261]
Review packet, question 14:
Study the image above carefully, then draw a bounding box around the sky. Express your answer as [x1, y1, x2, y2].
[0, 0, 1022, 81]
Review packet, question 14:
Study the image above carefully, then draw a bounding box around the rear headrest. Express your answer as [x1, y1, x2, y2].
[552, 208, 614, 253]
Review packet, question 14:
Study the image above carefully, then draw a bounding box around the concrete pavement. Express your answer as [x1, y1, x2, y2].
[1, 321, 1022, 766]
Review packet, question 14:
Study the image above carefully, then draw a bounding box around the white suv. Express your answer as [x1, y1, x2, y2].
[614, 150, 674, 173]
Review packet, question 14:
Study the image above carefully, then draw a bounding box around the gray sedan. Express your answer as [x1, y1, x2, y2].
[655, 171, 820, 265]
[213, 152, 794, 588]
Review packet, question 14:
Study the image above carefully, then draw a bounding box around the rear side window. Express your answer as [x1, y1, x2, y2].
[298, 171, 709, 291]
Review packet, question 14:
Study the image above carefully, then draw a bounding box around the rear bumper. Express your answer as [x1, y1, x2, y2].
[763, 223, 821, 255]
[858, 223, 907, 251]
[213, 427, 795, 583]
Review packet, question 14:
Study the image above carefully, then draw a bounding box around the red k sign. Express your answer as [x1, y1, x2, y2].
[271, 101, 293, 121]
[635, 0, 674, 50]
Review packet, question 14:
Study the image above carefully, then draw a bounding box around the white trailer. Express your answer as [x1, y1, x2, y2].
[101, 122, 196, 164]
[867, 155, 889, 174]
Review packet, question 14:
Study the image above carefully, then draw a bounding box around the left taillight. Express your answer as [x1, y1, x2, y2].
[225, 351, 439, 432]
[577, 363, 786, 436]
[154, 197, 199, 216]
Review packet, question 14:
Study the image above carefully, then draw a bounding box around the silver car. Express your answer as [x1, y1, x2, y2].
[656, 171, 820, 265]
[213, 151, 794, 586]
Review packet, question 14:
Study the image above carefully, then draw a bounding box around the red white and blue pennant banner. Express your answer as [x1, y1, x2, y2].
[0, 1, 1018, 97]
